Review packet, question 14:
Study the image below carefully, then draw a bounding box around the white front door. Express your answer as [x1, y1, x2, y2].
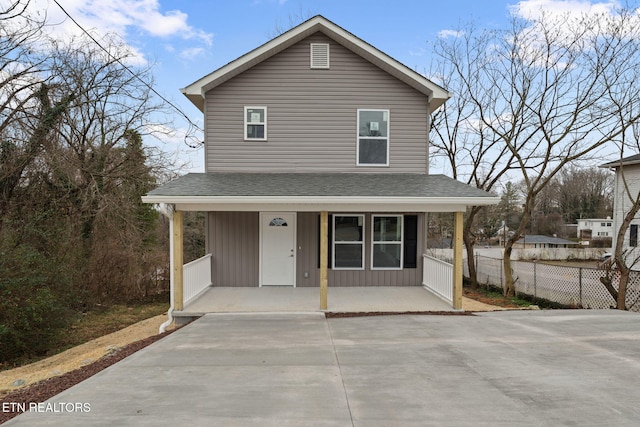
[260, 212, 296, 286]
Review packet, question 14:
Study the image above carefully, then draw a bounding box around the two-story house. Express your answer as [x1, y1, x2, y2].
[576, 218, 613, 244]
[143, 16, 499, 323]
[601, 154, 640, 268]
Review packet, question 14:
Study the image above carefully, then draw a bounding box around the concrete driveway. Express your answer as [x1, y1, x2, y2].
[5, 310, 640, 426]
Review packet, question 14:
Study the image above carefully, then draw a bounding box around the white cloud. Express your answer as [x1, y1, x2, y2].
[180, 47, 205, 60]
[437, 29, 465, 39]
[506, 0, 640, 67]
[14, 0, 213, 61]
[510, 0, 620, 21]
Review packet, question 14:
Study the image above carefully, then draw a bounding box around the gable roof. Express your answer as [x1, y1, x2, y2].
[142, 172, 499, 212]
[181, 15, 450, 112]
[600, 154, 640, 168]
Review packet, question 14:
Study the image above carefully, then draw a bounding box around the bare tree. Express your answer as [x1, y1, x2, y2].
[0, 3, 67, 231]
[37, 37, 169, 302]
[432, 7, 640, 296]
[430, 24, 517, 288]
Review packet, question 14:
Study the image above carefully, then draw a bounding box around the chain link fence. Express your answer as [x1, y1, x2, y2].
[470, 255, 640, 312]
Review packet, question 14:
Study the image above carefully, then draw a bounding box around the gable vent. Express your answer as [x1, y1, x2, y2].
[310, 43, 330, 69]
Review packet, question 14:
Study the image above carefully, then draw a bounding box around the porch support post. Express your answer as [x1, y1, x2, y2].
[173, 210, 184, 311]
[320, 210, 328, 310]
[453, 211, 464, 310]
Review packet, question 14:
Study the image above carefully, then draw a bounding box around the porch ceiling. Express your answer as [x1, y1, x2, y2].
[142, 172, 499, 212]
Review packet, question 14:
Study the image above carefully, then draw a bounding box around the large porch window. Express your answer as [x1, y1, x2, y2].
[333, 215, 364, 269]
[372, 215, 403, 269]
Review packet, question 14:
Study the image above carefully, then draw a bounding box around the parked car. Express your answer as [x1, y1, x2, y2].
[598, 252, 614, 269]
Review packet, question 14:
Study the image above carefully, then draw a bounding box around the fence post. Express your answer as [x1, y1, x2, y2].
[579, 267, 583, 308]
[533, 262, 537, 298]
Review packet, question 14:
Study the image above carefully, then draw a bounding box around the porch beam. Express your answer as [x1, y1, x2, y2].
[320, 210, 328, 310]
[452, 211, 464, 309]
[173, 210, 184, 311]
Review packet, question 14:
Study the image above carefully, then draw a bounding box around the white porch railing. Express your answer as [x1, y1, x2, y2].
[183, 254, 212, 305]
[422, 255, 453, 304]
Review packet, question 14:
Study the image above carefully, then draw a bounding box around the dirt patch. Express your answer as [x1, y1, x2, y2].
[463, 287, 529, 308]
[0, 314, 168, 397]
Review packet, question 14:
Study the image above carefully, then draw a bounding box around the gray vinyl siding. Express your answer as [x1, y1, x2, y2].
[207, 211, 424, 288]
[296, 212, 425, 287]
[205, 33, 429, 174]
[207, 212, 259, 286]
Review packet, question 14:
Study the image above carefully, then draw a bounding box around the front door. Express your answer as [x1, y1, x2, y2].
[260, 212, 296, 286]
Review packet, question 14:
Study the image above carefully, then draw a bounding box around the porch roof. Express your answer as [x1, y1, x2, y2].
[142, 172, 499, 212]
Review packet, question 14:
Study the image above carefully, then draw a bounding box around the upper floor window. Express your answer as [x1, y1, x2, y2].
[245, 106, 267, 140]
[357, 109, 389, 166]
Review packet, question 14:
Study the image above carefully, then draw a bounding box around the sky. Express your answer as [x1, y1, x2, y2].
[16, 0, 627, 172]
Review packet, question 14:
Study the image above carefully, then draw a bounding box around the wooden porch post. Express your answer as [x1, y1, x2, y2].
[173, 210, 184, 311]
[453, 211, 464, 310]
[320, 210, 328, 310]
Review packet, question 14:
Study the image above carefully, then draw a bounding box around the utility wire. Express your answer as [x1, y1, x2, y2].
[51, 0, 204, 147]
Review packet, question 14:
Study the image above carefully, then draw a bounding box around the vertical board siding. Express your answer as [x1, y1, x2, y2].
[205, 33, 429, 173]
[297, 212, 425, 287]
[208, 212, 259, 286]
[297, 212, 321, 287]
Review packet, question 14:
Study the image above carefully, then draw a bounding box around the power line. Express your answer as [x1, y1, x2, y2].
[51, 0, 204, 147]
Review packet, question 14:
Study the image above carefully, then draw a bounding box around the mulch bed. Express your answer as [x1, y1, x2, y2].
[0, 330, 175, 424]
[325, 311, 476, 318]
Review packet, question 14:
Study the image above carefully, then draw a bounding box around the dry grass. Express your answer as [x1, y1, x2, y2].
[1, 298, 168, 372]
[56, 301, 169, 351]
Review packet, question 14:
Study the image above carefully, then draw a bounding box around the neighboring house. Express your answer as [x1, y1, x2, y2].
[601, 154, 640, 268]
[142, 16, 499, 317]
[514, 235, 578, 249]
[576, 218, 613, 243]
[495, 221, 513, 247]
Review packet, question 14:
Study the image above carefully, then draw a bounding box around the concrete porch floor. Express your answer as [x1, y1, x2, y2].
[176, 286, 455, 317]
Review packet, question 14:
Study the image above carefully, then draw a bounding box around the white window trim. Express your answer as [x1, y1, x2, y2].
[356, 109, 390, 167]
[371, 215, 403, 270]
[332, 214, 365, 270]
[244, 106, 267, 141]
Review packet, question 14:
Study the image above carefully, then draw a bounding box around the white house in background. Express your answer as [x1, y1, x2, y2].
[576, 218, 613, 244]
[514, 235, 578, 249]
[600, 154, 640, 268]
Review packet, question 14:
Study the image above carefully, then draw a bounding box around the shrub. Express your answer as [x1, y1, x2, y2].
[0, 244, 72, 364]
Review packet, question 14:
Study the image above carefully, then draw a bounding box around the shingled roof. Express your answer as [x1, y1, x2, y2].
[142, 173, 499, 212]
[600, 154, 640, 168]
